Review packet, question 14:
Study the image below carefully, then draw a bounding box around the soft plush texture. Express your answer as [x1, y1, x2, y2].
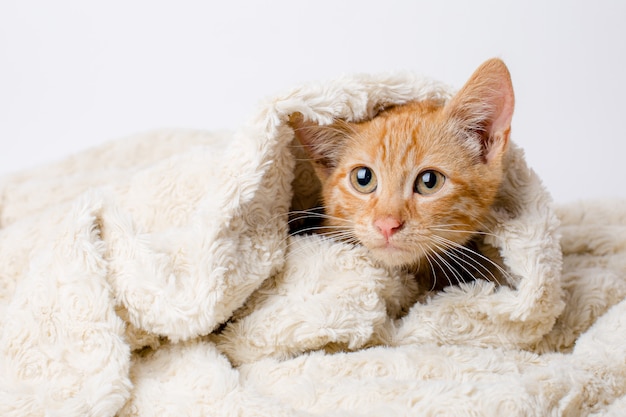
[1, 71, 625, 417]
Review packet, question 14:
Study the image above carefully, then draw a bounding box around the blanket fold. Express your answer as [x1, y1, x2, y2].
[1, 72, 625, 416]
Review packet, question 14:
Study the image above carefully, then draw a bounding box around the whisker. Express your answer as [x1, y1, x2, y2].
[422, 253, 439, 292]
[428, 223, 500, 240]
[430, 235, 510, 286]
[282, 230, 360, 261]
[431, 240, 498, 285]
[426, 251, 457, 290]
[259, 207, 343, 229]
[287, 209, 354, 226]
[262, 203, 363, 260]
[430, 228, 501, 241]
[432, 247, 468, 287]
[281, 226, 353, 248]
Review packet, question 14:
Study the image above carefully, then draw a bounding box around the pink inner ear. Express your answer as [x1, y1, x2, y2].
[489, 81, 515, 138]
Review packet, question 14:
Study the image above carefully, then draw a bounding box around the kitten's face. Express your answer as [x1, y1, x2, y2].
[319, 100, 505, 266]
[292, 58, 515, 268]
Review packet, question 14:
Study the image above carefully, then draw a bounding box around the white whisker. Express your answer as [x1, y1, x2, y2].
[432, 247, 468, 287]
[429, 222, 499, 240]
[432, 240, 496, 284]
[426, 252, 454, 290]
[430, 235, 510, 286]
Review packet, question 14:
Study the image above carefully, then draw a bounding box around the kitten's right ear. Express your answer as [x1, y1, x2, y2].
[288, 112, 350, 181]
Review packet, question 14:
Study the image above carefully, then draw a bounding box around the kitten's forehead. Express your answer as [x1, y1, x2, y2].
[351, 100, 451, 166]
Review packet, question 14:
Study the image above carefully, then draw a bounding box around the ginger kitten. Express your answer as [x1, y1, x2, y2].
[290, 58, 514, 291]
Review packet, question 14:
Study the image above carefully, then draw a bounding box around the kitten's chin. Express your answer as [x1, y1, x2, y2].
[367, 246, 419, 268]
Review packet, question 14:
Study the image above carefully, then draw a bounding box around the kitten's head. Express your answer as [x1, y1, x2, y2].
[290, 58, 514, 268]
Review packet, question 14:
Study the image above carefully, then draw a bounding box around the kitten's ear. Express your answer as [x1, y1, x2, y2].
[288, 112, 351, 180]
[444, 58, 515, 164]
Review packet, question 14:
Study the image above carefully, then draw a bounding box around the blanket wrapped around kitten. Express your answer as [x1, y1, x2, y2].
[210, 58, 562, 367]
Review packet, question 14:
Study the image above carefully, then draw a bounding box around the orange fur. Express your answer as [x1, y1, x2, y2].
[291, 58, 514, 287]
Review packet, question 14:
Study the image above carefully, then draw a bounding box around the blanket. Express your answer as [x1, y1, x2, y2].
[1, 71, 625, 417]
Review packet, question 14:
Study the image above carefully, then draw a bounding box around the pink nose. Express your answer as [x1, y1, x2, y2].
[374, 217, 404, 240]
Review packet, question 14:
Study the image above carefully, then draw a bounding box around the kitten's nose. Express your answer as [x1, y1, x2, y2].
[374, 217, 404, 240]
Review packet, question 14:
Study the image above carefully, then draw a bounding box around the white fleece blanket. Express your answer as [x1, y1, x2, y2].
[1, 72, 625, 417]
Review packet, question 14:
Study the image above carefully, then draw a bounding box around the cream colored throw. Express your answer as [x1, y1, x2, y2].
[1, 72, 625, 416]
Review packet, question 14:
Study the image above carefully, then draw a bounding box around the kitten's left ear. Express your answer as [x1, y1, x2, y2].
[444, 58, 515, 164]
[288, 112, 351, 181]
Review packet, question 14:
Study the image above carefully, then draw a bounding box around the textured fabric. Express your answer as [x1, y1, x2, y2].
[0, 72, 624, 416]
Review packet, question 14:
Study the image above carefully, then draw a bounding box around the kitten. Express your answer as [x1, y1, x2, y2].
[289, 58, 514, 291]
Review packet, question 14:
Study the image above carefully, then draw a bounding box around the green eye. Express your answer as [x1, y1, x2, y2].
[414, 170, 445, 195]
[350, 166, 377, 194]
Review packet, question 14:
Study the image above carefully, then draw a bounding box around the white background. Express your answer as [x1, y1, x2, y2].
[1, 0, 625, 203]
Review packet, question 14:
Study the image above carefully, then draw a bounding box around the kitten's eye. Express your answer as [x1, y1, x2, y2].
[414, 170, 445, 195]
[350, 166, 377, 194]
